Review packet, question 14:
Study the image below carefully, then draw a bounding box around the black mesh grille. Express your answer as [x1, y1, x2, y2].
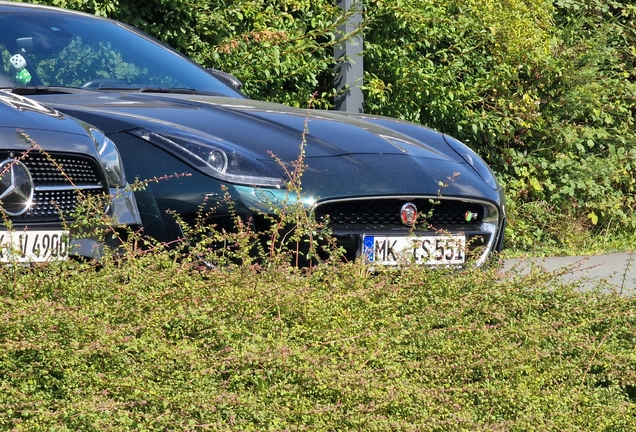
[0, 150, 106, 221]
[28, 188, 105, 218]
[314, 198, 485, 229]
[21, 153, 102, 186]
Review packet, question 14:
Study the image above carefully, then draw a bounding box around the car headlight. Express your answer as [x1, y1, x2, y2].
[129, 128, 285, 188]
[444, 135, 499, 190]
[90, 128, 126, 187]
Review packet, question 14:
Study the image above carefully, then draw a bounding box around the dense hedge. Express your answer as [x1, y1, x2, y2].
[21, 0, 636, 251]
[1, 254, 636, 430]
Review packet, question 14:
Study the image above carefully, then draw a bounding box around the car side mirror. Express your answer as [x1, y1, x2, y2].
[206, 68, 243, 92]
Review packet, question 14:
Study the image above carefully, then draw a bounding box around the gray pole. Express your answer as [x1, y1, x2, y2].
[335, 0, 363, 113]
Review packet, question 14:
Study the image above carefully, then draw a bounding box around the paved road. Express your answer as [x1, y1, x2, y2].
[503, 251, 636, 294]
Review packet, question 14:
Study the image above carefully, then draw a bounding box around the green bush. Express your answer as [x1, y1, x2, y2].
[0, 143, 635, 429]
[19, 0, 636, 252]
[1, 248, 636, 430]
[0, 112, 635, 430]
[500, 0, 636, 251]
[364, 0, 636, 252]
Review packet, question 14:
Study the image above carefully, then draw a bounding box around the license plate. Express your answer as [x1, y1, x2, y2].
[363, 234, 466, 265]
[0, 230, 70, 263]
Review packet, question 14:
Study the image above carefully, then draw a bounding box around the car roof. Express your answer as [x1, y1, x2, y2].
[0, 1, 93, 15]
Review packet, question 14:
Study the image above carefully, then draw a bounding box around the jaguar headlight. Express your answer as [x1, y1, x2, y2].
[444, 135, 499, 190]
[90, 128, 126, 187]
[129, 128, 285, 188]
[206, 148, 228, 173]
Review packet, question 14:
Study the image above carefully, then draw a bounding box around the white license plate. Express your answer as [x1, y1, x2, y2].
[0, 230, 70, 263]
[363, 234, 466, 265]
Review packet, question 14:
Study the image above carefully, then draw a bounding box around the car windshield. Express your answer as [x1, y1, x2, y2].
[0, 7, 243, 97]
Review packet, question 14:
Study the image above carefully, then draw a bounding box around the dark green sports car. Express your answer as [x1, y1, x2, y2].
[0, 1, 505, 266]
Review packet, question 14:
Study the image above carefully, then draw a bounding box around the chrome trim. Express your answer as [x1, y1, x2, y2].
[312, 194, 499, 209]
[0, 159, 34, 216]
[35, 185, 105, 192]
[108, 187, 142, 226]
[312, 195, 502, 267]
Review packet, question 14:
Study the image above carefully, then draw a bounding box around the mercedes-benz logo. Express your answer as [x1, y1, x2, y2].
[0, 159, 34, 216]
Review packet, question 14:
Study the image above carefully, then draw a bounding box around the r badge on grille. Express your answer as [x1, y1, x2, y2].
[465, 211, 479, 222]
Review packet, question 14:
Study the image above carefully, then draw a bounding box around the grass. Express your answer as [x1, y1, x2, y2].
[503, 233, 636, 259]
[504, 199, 636, 258]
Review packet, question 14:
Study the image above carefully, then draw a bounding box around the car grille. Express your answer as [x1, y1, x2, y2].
[314, 198, 485, 229]
[23, 154, 102, 185]
[312, 197, 499, 265]
[0, 150, 106, 221]
[27, 188, 105, 218]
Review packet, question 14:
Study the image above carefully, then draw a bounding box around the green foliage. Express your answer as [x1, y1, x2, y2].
[363, 0, 554, 149]
[1, 118, 636, 430]
[500, 0, 636, 250]
[363, 0, 636, 251]
[17, 0, 636, 252]
[2, 241, 636, 429]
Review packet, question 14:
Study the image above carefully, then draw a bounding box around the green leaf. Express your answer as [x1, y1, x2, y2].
[588, 212, 599, 225]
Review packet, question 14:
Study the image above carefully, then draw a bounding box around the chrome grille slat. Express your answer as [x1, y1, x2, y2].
[28, 188, 104, 217]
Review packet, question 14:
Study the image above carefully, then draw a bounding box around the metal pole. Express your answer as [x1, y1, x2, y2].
[335, 0, 363, 113]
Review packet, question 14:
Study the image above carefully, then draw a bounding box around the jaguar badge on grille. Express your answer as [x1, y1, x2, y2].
[0, 159, 34, 216]
[400, 202, 418, 226]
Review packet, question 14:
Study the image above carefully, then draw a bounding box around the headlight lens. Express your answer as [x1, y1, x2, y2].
[90, 128, 126, 187]
[444, 135, 499, 190]
[207, 149, 228, 172]
[129, 128, 285, 188]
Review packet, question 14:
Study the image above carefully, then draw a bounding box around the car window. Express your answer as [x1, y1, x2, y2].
[0, 43, 12, 79]
[28, 36, 184, 88]
[0, 8, 243, 97]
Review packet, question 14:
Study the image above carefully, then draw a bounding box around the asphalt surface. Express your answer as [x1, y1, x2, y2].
[503, 251, 636, 294]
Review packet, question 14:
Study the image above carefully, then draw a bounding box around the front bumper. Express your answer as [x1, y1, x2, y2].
[73, 186, 142, 259]
[232, 186, 505, 267]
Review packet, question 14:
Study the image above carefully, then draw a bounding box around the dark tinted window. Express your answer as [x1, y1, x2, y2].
[0, 8, 243, 97]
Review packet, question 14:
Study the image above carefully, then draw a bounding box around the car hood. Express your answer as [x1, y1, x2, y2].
[0, 90, 94, 137]
[29, 92, 463, 162]
[0, 91, 104, 157]
[28, 91, 501, 202]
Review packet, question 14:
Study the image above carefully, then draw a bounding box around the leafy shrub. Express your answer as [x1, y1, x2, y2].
[1, 239, 636, 429]
[363, 0, 636, 251]
[19, 0, 636, 252]
[0, 120, 635, 430]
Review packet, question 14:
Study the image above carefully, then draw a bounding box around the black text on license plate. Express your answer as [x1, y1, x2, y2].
[363, 235, 466, 265]
[0, 230, 70, 262]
